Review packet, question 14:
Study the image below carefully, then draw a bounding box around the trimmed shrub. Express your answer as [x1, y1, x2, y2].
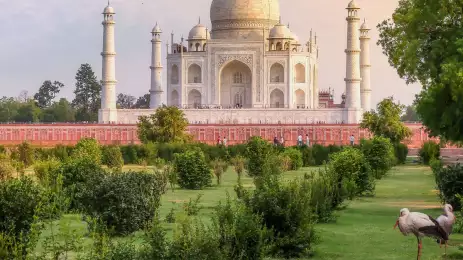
[394, 143, 409, 165]
[102, 145, 124, 171]
[211, 159, 227, 185]
[50, 158, 106, 210]
[213, 196, 268, 260]
[329, 147, 374, 197]
[245, 137, 274, 177]
[0, 177, 43, 238]
[299, 146, 315, 166]
[307, 169, 337, 223]
[16, 142, 35, 168]
[33, 159, 61, 185]
[242, 175, 318, 258]
[51, 145, 73, 161]
[434, 163, 463, 211]
[361, 136, 395, 179]
[120, 145, 139, 164]
[312, 144, 330, 165]
[175, 149, 212, 190]
[0, 156, 16, 181]
[80, 171, 167, 235]
[419, 141, 440, 165]
[231, 156, 246, 182]
[281, 147, 303, 170]
[73, 138, 102, 165]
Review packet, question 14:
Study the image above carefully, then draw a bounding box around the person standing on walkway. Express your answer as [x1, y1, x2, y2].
[306, 134, 310, 146]
[280, 135, 285, 147]
[349, 135, 355, 146]
[223, 137, 227, 147]
[297, 134, 303, 146]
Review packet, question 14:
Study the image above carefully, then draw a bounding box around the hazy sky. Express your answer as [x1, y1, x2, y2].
[0, 0, 421, 106]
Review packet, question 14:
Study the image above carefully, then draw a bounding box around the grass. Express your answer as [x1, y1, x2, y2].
[36, 164, 463, 259]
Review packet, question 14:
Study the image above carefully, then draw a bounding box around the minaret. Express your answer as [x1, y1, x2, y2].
[344, 0, 362, 123]
[150, 23, 163, 109]
[360, 19, 372, 112]
[99, 2, 118, 123]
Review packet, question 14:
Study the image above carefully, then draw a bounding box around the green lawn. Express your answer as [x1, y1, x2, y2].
[36, 164, 463, 259]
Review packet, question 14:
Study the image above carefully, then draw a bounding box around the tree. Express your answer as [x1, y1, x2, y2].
[134, 94, 150, 109]
[377, 0, 463, 142]
[360, 97, 412, 144]
[72, 64, 101, 122]
[401, 105, 420, 122]
[42, 98, 76, 122]
[116, 93, 136, 109]
[137, 105, 190, 144]
[14, 100, 42, 123]
[0, 97, 20, 122]
[34, 80, 64, 108]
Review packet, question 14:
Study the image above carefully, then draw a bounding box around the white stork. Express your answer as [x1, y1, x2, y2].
[436, 204, 456, 255]
[394, 208, 448, 260]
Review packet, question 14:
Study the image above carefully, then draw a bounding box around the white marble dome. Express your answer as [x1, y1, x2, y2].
[103, 5, 115, 14]
[347, 0, 359, 9]
[210, 0, 280, 40]
[188, 23, 211, 40]
[152, 23, 162, 34]
[269, 23, 291, 39]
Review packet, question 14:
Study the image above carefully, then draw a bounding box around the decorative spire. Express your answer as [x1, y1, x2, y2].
[279, 16, 282, 24]
[198, 16, 201, 24]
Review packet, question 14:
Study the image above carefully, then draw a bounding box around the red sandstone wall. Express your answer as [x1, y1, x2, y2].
[0, 123, 441, 148]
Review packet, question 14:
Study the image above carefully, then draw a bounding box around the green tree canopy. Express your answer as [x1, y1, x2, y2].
[117, 93, 136, 109]
[377, 0, 463, 142]
[360, 97, 412, 144]
[34, 80, 64, 108]
[134, 94, 150, 109]
[42, 98, 76, 122]
[72, 64, 101, 122]
[137, 105, 190, 144]
[400, 105, 420, 122]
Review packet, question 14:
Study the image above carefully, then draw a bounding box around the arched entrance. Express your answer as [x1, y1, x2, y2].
[220, 60, 252, 108]
[295, 89, 305, 108]
[170, 90, 179, 106]
[188, 89, 202, 108]
[270, 89, 284, 108]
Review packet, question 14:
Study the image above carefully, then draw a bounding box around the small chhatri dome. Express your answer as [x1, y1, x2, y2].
[152, 23, 162, 33]
[269, 22, 292, 39]
[347, 0, 359, 9]
[360, 19, 370, 30]
[103, 2, 115, 14]
[188, 21, 211, 40]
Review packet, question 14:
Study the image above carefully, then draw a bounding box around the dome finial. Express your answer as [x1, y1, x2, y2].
[199, 16, 201, 24]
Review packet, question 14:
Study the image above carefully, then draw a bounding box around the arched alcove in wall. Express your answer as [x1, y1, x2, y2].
[270, 89, 284, 108]
[295, 89, 305, 107]
[188, 64, 202, 83]
[171, 65, 179, 84]
[170, 90, 179, 106]
[188, 89, 202, 108]
[295, 63, 306, 83]
[219, 60, 252, 108]
[270, 63, 284, 83]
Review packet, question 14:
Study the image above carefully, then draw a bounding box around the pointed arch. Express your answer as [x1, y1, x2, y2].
[188, 89, 202, 108]
[295, 89, 305, 108]
[188, 64, 202, 83]
[270, 89, 284, 108]
[170, 90, 179, 106]
[295, 63, 306, 83]
[270, 63, 284, 83]
[171, 64, 179, 84]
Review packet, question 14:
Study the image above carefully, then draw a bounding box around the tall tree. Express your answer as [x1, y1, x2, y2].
[42, 98, 76, 122]
[116, 93, 136, 109]
[134, 94, 150, 109]
[401, 105, 420, 122]
[34, 80, 64, 108]
[0, 97, 20, 122]
[72, 64, 101, 122]
[137, 105, 191, 144]
[14, 100, 42, 123]
[377, 0, 463, 142]
[360, 97, 412, 144]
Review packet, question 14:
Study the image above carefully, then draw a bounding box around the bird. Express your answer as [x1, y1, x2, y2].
[394, 208, 448, 260]
[436, 204, 456, 255]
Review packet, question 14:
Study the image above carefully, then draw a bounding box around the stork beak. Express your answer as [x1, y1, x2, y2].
[393, 219, 399, 229]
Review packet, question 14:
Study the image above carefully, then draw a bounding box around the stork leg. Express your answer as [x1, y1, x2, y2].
[417, 238, 422, 260]
[445, 240, 448, 256]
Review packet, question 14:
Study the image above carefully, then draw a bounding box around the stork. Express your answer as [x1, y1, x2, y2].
[394, 208, 448, 260]
[436, 204, 456, 255]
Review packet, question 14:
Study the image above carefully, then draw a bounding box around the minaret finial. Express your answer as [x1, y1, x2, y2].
[108, 0, 110, 6]
[279, 16, 281, 24]
[199, 17, 201, 24]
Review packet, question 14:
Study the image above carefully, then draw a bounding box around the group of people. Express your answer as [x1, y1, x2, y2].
[216, 136, 227, 146]
[217, 134, 356, 147]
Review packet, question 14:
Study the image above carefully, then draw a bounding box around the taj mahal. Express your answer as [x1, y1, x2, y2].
[98, 0, 372, 125]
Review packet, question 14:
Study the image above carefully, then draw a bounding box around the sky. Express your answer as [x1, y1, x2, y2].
[0, 0, 421, 106]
